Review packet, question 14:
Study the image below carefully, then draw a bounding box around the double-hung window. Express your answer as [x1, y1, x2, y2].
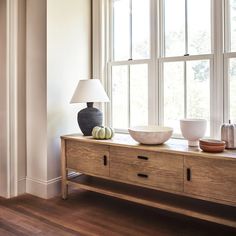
[110, 0, 151, 131]
[161, 0, 212, 135]
[105, 0, 235, 137]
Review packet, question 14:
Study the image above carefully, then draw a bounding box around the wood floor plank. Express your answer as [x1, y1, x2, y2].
[0, 224, 17, 236]
[0, 203, 79, 236]
[0, 189, 235, 236]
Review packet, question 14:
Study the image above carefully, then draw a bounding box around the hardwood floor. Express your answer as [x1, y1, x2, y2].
[0, 189, 235, 236]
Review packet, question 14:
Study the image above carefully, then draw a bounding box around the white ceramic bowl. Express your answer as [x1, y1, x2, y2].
[128, 126, 173, 145]
[180, 119, 207, 146]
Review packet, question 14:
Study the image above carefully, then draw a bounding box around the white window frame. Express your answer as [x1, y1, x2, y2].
[159, 0, 216, 138]
[93, 0, 234, 139]
[224, 0, 236, 124]
[107, 0, 157, 133]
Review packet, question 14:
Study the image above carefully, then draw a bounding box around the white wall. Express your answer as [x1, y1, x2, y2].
[47, 0, 91, 181]
[26, 0, 48, 197]
[26, 0, 91, 198]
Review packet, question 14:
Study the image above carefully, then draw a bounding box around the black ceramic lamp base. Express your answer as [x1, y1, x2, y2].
[78, 102, 103, 136]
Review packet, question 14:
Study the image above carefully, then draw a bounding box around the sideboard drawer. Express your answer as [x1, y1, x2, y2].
[110, 161, 183, 192]
[66, 140, 109, 177]
[110, 146, 157, 167]
[110, 147, 183, 192]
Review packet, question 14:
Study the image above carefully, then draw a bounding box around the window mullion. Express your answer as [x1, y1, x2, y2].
[158, 0, 165, 125]
[212, 0, 224, 138]
[108, 63, 113, 127]
[223, 55, 229, 124]
[129, 0, 133, 60]
[185, 0, 189, 55]
[149, 0, 158, 125]
[160, 0, 165, 57]
[111, 0, 114, 61]
[159, 54, 213, 62]
[128, 65, 131, 127]
[184, 61, 187, 118]
[109, 59, 151, 66]
[224, 52, 236, 58]
[224, 0, 231, 52]
[158, 60, 164, 125]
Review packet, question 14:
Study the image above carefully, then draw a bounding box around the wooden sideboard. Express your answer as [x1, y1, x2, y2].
[61, 134, 236, 228]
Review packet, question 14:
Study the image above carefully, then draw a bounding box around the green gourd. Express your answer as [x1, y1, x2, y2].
[92, 126, 114, 139]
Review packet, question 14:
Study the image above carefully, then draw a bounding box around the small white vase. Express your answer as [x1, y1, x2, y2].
[180, 119, 207, 147]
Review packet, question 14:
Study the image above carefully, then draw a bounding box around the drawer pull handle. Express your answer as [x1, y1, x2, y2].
[137, 173, 148, 178]
[103, 155, 107, 166]
[187, 168, 191, 181]
[137, 155, 149, 160]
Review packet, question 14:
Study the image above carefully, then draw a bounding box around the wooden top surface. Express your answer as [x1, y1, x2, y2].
[61, 133, 236, 160]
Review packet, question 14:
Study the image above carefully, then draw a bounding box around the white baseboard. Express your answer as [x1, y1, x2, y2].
[18, 177, 26, 195]
[26, 176, 61, 199]
[26, 172, 78, 199]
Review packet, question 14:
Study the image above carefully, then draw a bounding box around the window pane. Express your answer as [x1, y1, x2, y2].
[113, 0, 130, 60]
[130, 64, 148, 126]
[132, 0, 150, 59]
[188, 0, 211, 55]
[230, 0, 236, 52]
[164, 0, 185, 57]
[186, 60, 210, 134]
[229, 58, 236, 121]
[164, 62, 184, 134]
[112, 66, 128, 129]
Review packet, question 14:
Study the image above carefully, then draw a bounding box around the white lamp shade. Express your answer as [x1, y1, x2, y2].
[70, 79, 109, 103]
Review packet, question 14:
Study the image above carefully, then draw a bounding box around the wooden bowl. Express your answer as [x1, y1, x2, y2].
[199, 139, 225, 146]
[199, 143, 226, 153]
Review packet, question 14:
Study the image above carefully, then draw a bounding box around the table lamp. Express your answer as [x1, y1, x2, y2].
[70, 79, 109, 136]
